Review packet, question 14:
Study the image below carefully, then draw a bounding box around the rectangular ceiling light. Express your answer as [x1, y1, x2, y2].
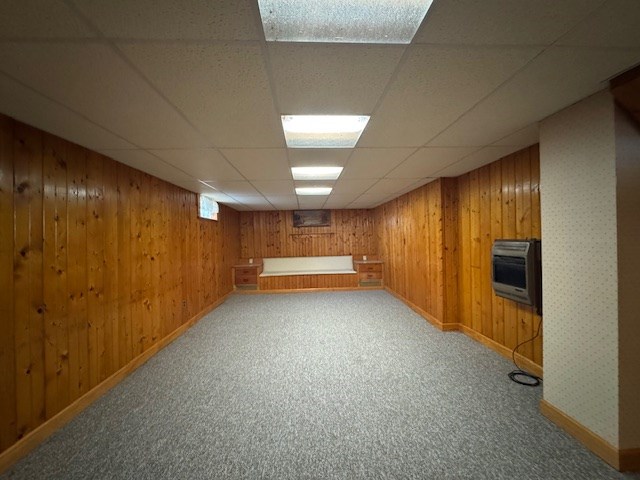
[296, 187, 333, 195]
[282, 115, 369, 148]
[258, 0, 433, 44]
[291, 166, 343, 180]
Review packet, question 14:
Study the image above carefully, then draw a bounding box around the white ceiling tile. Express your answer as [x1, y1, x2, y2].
[434, 146, 523, 177]
[0, 43, 208, 149]
[408, 177, 438, 190]
[341, 148, 416, 179]
[331, 179, 378, 196]
[297, 196, 327, 209]
[150, 149, 243, 181]
[269, 44, 405, 114]
[288, 148, 352, 167]
[73, 0, 260, 40]
[394, 178, 435, 196]
[119, 43, 284, 148]
[238, 197, 274, 210]
[270, 203, 299, 210]
[0, 0, 95, 38]
[222, 149, 291, 180]
[100, 149, 193, 183]
[492, 123, 539, 146]
[4, 2, 640, 186]
[167, 179, 215, 195]
[0, 73, 134, 150]
[207, 192, 241, 204]
[366, 178, 421, 195]
[323, 194, 362, 208]
[264, 194, 297, 202]
[558, 0, 640, 48]
[230, 194, 267, 202]
[265, 195, 298, 210]
[349, 193, 392, 208]
[252, 180, 295, 196]
[414, 0, 604, 46]
[428, 46, 640, 147]
[205, 181, 260, 196]
[358, 45, 542, 147]
[385, 147, 478, 178]
[167, 180, 244, 210]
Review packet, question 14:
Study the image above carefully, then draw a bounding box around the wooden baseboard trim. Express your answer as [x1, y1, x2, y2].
[457, 324, 543, 378]
[0, 293, 231, 475]
[234, 286, 382, 294]
[383, 287, 454, 331]
[383, 288, 543, 376]
[540, 399, 624, 470]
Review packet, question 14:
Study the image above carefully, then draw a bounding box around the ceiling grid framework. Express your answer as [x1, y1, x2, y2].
[0, 0, 639, 209]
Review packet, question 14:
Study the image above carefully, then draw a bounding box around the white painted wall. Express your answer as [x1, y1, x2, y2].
[540, 90, 620, 446]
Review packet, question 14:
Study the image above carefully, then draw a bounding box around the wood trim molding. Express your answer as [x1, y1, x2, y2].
[540, 399, 624, 470]
[0, 294, 231, 475]
[384, 287, 457, 331]
[457, 324, 543, 379]
[384, 287, 543, 377]
[540, 401, 640, 471]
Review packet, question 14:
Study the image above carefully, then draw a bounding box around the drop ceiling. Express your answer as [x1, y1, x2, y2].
[1, 0, 639, 210]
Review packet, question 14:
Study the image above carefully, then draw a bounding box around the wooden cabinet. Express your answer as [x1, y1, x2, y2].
[233, 262, 262, 290]
[354, 260, 383, 287]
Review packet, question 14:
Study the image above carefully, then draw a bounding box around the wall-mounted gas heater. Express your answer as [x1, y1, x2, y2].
[491, 239, 542, 315]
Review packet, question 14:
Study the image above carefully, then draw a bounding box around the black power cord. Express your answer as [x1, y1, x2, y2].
[508, 317, 543, 387]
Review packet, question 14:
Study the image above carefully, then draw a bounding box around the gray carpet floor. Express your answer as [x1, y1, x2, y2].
[3, 290, 638, 479]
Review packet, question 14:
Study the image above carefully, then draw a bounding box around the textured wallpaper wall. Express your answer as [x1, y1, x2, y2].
[540, 90, 619, 446]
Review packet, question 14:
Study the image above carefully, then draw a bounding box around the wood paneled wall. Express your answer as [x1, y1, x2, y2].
[0, 115, 239, 454]
[375, 146, 542, 366]
[240, 209, 376, 259]
[374, 179, 456, 326]
[457, 145, 542, 365]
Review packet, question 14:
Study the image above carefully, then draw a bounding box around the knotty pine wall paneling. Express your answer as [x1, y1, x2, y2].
[456, 145, 542, 365]
[240, 209, 376, 259]
[0, 114, 240, 454]
[13, 122, 46, 440]
[0, 115, 15, 451]
[442, 178, 459, 324]
[374, 179, 451, 326]
[375, 146, 542, 367]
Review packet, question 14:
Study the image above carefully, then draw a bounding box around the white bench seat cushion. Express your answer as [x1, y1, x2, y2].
[260, 255, 356, 277]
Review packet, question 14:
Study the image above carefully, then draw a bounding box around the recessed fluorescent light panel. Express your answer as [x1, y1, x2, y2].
[282, 115, 369, 148]
[291, 166, 343, 181]
[258, 0, 433, 44]
[296, 187, 333, 196]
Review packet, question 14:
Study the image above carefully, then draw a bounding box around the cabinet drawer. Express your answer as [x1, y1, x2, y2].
[358, 263, 382, 273]
[236, 268, 258, 276]
[359, 272, 382, 281]
[235, 273, 257, 285]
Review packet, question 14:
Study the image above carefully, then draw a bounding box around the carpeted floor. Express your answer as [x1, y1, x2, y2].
[2, 290, 638, 479]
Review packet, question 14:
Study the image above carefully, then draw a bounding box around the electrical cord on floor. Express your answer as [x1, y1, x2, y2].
[508, 317, 543, 387]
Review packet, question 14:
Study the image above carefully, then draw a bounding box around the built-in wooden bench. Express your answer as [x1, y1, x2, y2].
[261, 255, 356, 277]
[233, 255, 383, 291]
[259, 255, 357, 291]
